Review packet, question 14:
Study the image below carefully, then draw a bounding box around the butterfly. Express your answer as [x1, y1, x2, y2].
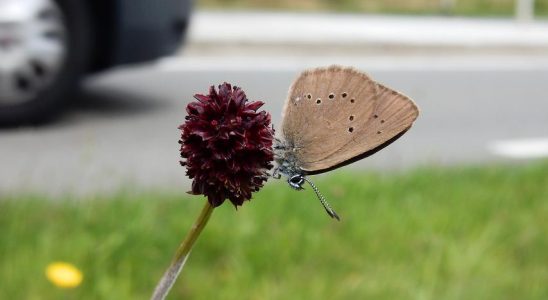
[273, 66, 419, 220]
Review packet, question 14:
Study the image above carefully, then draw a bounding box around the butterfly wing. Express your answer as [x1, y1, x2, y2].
[281, 65, 419, 174]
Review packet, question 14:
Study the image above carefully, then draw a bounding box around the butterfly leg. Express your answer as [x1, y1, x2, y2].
[273, 137, 284, 149]
[271, 167, 281, 179]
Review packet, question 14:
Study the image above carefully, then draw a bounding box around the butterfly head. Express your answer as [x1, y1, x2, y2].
[273, 139, 340, 220]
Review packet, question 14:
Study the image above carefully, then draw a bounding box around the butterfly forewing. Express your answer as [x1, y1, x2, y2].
[281, 66, 419, 174]
[282, 66, 378, 171]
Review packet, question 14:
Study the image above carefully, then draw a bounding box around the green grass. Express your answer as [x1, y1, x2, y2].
[198, 0, 548, 17]
[1, 162, 548, 299]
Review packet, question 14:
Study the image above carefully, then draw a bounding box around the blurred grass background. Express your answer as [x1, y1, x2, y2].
[1, 162, 548, 299]
[198, 0, 548, 17]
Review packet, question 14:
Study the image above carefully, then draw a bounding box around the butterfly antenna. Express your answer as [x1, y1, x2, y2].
[302, 177, 340, 221]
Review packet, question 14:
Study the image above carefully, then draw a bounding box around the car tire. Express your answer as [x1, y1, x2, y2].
[0, 0, 91, 126]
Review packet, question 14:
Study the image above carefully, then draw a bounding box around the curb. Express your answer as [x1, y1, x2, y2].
[187, 11, 548, 52]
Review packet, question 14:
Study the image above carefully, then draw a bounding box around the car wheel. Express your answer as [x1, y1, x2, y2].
[0, 0, 90, 126]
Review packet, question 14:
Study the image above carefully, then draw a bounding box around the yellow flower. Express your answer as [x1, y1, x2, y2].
[45, 262, 83, 288]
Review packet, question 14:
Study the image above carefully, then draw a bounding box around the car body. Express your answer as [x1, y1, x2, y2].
[88, 0, 191, 70]
[0, 0, 191, 125]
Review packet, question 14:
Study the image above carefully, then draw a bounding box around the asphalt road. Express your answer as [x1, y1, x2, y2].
[1, 55, 548, 196]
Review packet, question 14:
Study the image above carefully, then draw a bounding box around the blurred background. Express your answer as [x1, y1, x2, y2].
[1, 0, 547, 299]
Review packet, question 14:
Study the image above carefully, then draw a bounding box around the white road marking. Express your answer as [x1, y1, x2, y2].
[489, 138, 548, 159]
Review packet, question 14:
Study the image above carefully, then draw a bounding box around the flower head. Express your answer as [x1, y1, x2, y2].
[45, 262, 83, 288]
[179, 83, 274, 207]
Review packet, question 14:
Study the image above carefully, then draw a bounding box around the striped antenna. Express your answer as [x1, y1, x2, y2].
[303, 177, 340, 221]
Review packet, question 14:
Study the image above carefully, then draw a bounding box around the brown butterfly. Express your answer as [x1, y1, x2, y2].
[273, 65, 419, 220]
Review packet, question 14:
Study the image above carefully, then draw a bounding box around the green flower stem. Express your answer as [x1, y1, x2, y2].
[151, 201, 214, 300]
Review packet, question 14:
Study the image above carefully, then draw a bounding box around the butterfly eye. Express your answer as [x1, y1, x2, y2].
[316, 98, 322, 104]
[348, 127, 354, 133]
[290, 176, 302, 184]
[328, 93, 335, 99]
[306, 94, 312, 99]
[341, 92, 348, 98]
[288, 175, 305, 190]
[350, 98, 355, 103]
[349, 115, 354, 121]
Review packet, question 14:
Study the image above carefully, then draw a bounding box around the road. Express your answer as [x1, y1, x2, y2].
[1, 52, 547, 196]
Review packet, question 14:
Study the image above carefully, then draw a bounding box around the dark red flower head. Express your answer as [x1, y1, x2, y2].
[179, 83, 274, 207]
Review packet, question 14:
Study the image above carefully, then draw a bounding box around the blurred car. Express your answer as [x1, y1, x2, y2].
[0, 0, 191, 125]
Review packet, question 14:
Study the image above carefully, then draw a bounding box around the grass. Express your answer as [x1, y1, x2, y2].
[1, 162, 548, 299]
[198, 0, 548, 17]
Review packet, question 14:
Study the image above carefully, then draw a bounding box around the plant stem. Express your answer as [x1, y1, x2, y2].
[151, 201, 214, 300]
